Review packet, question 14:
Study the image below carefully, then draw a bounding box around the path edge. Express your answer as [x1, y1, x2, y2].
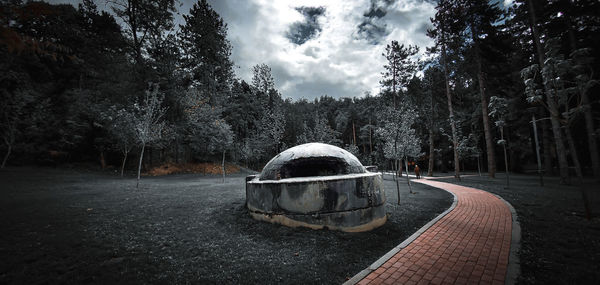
[343, 186, 458, 285]
[492, 194, 521, 285]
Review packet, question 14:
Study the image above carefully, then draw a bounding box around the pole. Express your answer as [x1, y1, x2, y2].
[531, 114, 544, 186]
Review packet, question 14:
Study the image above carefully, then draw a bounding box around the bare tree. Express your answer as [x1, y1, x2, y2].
[106, 107, 137, 177]
[133, 84, 167, 188]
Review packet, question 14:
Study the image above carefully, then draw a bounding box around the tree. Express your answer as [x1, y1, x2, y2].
[420, 64, 446, 176]
[179, 0, 233, 105]
[377, 104, 421, 203]
[108, 0, 175, 65]
[571, 48, 600, 179]
[133, 84, 167, 188]
[522, 39, 594, 218]
[520, 0, 570, 184]
[251, 63, 275, 94]
[207, 119, 233, 183]
[380, 40, 419, 109]
[428, 0, 462, 180]
[0, 89, 34, 168]
[296, 121, 314, 145]
[454, 0, 503, 178]
[489, 95, 510, 187]
[250, 108, 286, 160]
[106, 106, 137, 177]
[312, 112, 341, 145]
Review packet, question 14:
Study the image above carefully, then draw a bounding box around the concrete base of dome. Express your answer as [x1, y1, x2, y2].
[245, 172, 387, 232]
[248, 204, 387, 232]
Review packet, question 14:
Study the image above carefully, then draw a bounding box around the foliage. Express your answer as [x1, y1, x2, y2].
[0, 0, 598, 180]
[376, 104, 421, 161]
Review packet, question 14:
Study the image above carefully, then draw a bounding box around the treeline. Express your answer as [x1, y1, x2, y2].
[1, 0, 599, 183]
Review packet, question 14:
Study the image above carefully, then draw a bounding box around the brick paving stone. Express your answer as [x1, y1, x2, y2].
[354, 179, 513, 285]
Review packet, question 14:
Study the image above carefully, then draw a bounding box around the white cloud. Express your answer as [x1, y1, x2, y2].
[209, 0, 436, 100]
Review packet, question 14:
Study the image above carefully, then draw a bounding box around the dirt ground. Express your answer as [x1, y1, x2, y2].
[0, 167, 451, 284]
[435, 173, 600, 285]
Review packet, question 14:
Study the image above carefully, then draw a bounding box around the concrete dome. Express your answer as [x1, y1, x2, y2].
[246, 143, 386, 232]
[259, 143, 366, 180]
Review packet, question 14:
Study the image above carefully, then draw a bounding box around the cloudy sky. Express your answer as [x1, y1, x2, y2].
[47, 0, 509, 100]
[205, 0, 436, 100]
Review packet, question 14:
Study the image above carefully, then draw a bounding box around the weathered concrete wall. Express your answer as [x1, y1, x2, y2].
[246, 172, 386, 232]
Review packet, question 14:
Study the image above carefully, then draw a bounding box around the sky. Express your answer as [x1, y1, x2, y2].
[204, 0, 436, 100]
[46, 0, 512, 100]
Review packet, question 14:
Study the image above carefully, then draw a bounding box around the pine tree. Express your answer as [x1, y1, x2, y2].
[179, 0, 234, 105]
[454, 0, 504, 178]
[428, 0, 462, 180]
[380, 40, 419, 109]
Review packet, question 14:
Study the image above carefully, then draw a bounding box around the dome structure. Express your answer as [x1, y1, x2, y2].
[246, 143, 386, 232]
[259, 143, 366, 180]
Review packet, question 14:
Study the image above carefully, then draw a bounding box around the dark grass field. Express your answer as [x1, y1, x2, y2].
[0, 167, 452, 284]
[435, 173, 600, 285]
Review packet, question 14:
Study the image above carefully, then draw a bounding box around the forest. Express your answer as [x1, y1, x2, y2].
[1, 0, 599, 184]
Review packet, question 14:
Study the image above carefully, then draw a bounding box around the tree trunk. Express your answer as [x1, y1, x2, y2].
[428, 128, 435, 176]
[565, 124, 592, 219]
[472, 33, 496, 178]
[582, 91, 600, 179]
[565, 14, 600, 180]
[137, 143, 145, 189]
[501, 128, 509, 188]
[441, 41, 461, 181]
[121, 149, 129, 177]
[175, 142, 179, 163]
[398, 159, 403, 178]
[1, 143, 11, 169]
[428, 86, 435, 177]
[395, 159, 401, 205]
[392, 55, 397, 110]
[541, 116, 554, 175]
[404, 158, 412, 194]
[222, 149, 226, 183]
[100, 150, 106, 169]
[526, 0, 569, 184]
[548, 112, 569, 183]
[369, 118, 373, 154]
[352, 121, 357, 146]
[477, 153, 482, 177]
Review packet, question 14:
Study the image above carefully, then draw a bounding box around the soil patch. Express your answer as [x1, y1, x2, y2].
[0, 167, 451, 284]
[146, 162, 241, 176]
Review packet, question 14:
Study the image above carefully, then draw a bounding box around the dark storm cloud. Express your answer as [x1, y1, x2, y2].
[285, 6, 326, 45]
[355, 0, 396, 44]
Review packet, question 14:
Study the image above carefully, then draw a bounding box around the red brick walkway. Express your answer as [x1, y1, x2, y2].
[353, 179, 513, 285]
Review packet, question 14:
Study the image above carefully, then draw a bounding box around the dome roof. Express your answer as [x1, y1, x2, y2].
[259, 143, 366, 180]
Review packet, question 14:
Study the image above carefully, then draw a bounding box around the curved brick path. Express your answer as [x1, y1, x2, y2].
[348, 179, 516, 285]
